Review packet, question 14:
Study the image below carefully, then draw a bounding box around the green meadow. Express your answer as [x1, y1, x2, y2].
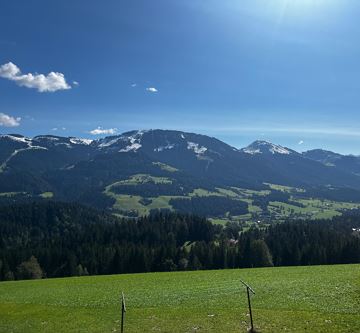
[0, 264, 359, 332]
[102, 175, 360, 222]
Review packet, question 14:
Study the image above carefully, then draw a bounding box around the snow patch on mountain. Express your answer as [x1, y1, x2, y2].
[70, 138, 93, 145]
[243, 148, 261, 155]
[33, 136, 60, 141]
[242, 141, 291, 155]
[28, 145, 48, 150]
[128, 131, 143, 144]
[120, 143, 142, 152]
[98, 137, 125, 148]
[187, 142, 207, 155]
[1, 134, 31, 144]
[154, 144, 175, 152]
[97, 131, 146, 150]
[269, 144, 290, 155]
[119, 130, 146, 152]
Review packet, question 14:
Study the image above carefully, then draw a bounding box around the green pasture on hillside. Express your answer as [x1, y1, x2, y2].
[0, 264, 359, 332]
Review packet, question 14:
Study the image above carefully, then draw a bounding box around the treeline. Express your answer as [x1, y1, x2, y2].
[110, 182, 186, 197]
[0, 202, 216, 280]
[0, 202, 359, 281]
[252, 190, 304, 211]
[300, 186, 360, 203]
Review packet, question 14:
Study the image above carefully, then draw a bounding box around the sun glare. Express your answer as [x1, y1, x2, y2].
[279, 0, 338, 13]
[273, 0, 340, 25]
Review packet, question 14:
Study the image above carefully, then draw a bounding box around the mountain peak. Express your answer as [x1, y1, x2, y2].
[242, 140, 293, 155]
[0, 134, 31, 143]
[97, 129, 147, 151]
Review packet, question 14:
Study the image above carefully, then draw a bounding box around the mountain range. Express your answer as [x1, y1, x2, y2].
[1, 129, 360, 220]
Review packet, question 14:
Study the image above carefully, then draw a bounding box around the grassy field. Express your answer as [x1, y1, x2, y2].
[39, 192, 54, 199]
[152, 162, 179, 173]
[0, 264, 359, 332]
[101, 175, 360, 221]
[268, 199, 360, 220]
[0, 192, 25, 197]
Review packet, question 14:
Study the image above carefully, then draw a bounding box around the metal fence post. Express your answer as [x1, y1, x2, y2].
[240, 279, 255, 332]
[121, 292, 126, 333]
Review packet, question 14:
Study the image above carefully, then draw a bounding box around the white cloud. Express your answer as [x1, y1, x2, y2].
[146, 87, 158, 93]
[0, 62, 72, 92]
[73, 81, 79, 86]
[298, 140, 304, 145]
[89, 127, 118, 135]
[0, 113, 21, 127]
[131, 83, 137, 87]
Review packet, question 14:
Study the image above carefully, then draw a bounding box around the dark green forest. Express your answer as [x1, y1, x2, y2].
[169, 196, 249, 217]
[0, 202, 359, 281]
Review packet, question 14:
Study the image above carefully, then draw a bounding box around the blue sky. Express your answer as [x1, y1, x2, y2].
[0, 0, 360, 153]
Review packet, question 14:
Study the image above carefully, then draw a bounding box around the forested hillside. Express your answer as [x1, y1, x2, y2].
[2, 131, 360, 223]
[1, 202, 359, 281]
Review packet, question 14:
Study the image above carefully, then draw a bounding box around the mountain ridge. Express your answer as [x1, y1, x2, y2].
[2, 129, 360, 220]
[2, 130, 359, 158]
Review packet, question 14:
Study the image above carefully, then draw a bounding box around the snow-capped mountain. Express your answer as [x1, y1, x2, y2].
[241, 140, 296, 155]
[0, 134, 93, 150]
[1, 129, 360, 207]
[96, 129, 231, 157]
[0, 134, 95, 177]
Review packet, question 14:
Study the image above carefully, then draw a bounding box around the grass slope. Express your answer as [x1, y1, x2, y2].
[0, 264, 359, 332]
[105, 178, 360, 221]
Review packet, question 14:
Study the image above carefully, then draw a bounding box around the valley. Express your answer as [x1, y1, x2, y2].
[103, 174, 360, 223]
[1, 130, 360, 224]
